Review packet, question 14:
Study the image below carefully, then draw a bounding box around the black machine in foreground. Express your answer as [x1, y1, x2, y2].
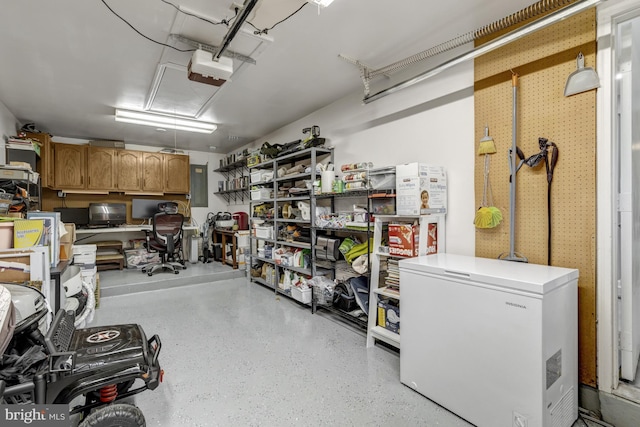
[0, 284, 163, 426]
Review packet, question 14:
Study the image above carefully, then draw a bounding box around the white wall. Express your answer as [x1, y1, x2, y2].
[234, 60, 476, 255]
[0, 99, 19, 165]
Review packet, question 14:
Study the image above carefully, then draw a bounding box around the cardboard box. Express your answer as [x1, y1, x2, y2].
[395, 163, 447, 215]
[377, 299, 400, 333]
[13, 219, 45, 248]
[388, 222, 437, 257]
[0, 254, 31, 282]
[60, 223, 76, 261]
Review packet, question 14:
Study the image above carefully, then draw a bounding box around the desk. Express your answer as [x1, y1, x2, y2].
[212, 229, 237, 269]
[75, 225, 199, 265]
[75, 225, 198, 240]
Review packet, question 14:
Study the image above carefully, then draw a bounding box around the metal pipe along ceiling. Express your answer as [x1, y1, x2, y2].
[360, 0, 603, 103]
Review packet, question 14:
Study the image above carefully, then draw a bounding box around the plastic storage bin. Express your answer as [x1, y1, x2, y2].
[250, 188, 271, 200]
[250, 171, 263, 183]
[254, 226, 272, 239]
[291, 286, 311, 304]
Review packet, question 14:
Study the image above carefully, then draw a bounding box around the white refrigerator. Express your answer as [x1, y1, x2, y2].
[399, 254, 578, 427]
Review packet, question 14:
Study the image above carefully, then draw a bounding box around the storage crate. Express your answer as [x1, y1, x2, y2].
[250, 171, 263, 183]
[73, 244, 97, 264]
[254, 226, 272, 239]
[125, 249, 160, 269]
[250, 188, 271, 200]
[291, 286, 311, 304]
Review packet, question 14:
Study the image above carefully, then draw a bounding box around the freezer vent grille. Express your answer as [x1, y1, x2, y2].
[550, 387, 575, 427]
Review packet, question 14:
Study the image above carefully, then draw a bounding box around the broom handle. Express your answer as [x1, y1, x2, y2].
[483, 154, 490, 206]
[510, 73, 518, 259]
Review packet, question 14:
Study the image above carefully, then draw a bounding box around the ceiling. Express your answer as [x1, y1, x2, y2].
[0, 0, 537, 154]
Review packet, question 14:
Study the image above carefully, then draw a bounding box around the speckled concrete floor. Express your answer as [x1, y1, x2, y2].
[90, 278, 474, 427]
[89, 277, 604, 427]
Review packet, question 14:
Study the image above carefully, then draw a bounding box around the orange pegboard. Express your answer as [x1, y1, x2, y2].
[474, 9, 596, 386]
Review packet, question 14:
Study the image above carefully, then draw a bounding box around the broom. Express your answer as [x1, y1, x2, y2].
[475, 125, 502, 229]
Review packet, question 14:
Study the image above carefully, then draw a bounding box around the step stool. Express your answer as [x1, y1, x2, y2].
[95, 240, 124, 271]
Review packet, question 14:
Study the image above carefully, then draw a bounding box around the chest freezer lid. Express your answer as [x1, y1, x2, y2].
[399, 253, 579, 294]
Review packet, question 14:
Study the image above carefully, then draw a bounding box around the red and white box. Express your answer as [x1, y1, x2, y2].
[388, 222, 437, 257]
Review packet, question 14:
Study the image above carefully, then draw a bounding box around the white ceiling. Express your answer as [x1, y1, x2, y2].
[0, 0, 536, 153]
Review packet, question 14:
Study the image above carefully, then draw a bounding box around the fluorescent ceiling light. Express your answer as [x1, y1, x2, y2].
[115, 109, 217, 134]
[312, 0, 335, 7]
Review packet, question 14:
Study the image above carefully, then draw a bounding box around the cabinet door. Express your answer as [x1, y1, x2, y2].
[26, 132, 54, 188]
[54, 143, 86, 189]
[142, 152, 164, 193]
[163, 154, 190, 194]
[117, 150, 142, 191]
[87, 147, 117, 191]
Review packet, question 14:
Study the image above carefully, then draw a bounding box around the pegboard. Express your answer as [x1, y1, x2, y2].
[474, 9, 597, 386]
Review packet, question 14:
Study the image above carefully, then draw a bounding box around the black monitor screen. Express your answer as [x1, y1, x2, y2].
[131, 199, 166, 220]
[54, 207, 90, 226]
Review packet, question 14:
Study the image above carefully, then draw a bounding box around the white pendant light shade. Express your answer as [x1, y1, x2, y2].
[564, 52, 600, 97]
[312, 0, 335, 7]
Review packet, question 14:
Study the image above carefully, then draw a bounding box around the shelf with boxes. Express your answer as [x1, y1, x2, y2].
[0, 165, 41, 215]
[365, 213, 446, 349]
[248, 146, 334, 305]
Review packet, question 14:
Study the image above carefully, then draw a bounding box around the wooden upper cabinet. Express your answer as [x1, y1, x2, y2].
[54, 143, 86, 189]
[142, 152, 164, 193]
[163, 154, 190, 194]
[26, 132, 54, 188]
[87, 147, 117, 191]
[117, 150, 142, 191]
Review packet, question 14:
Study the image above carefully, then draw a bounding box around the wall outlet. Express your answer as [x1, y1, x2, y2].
[57, 191, 66, 198]
[230, 2, 244, 11]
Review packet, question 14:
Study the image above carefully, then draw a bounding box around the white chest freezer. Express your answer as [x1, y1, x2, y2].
[399, 254, 578, 427]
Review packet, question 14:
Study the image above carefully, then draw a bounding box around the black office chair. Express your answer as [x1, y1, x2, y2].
[143, 209, 186, 276]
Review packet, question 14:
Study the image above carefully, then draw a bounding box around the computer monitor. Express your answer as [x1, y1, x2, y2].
[131, 199, 166, 220]
[54, 207, 90, 227]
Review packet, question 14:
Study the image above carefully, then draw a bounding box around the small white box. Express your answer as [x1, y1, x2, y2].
[254, 226, 272, 239]
[291, 286, 311, 304]
[250, 188, 271, 200]
[396, 163, 447, 215]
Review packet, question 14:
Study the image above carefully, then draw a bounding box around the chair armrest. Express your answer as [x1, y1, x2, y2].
[144, 230, 157, 253]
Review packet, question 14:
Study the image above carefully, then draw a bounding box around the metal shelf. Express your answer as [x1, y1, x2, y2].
[214, 158, 247, 173]
[251, 277, 276, 289]
[314, 226, 372, 234]
[276, 218, 310, 224]
[313, 303, 368, 330]
[276, 172, 311, 183]
[373, 287, 400, 300]
[279, 265, 312, 276]
[275, 240, 311, 249]
[369, 326, 400, 348]
[315, 190, 369, 199]
[275, 196, 310, 202]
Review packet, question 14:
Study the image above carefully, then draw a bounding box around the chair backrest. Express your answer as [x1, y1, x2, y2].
[152, 212, 184, 250]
